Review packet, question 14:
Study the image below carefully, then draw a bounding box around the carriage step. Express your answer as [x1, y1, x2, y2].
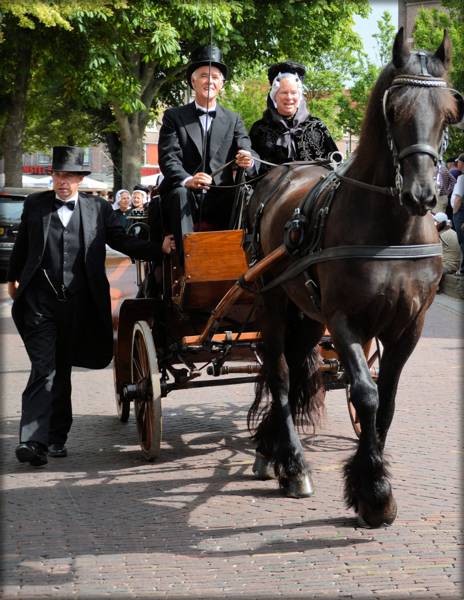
[182, 331, 261, 345]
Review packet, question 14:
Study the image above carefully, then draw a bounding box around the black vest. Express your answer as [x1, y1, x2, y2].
[41, 202, 86, 294]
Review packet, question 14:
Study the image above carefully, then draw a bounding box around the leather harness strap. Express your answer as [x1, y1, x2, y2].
[261, 243, 442, 293]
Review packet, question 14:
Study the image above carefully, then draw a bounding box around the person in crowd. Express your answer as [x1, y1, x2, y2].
[7, 147, 170, 467]
[113, 188, 132, 229]
[450, 173, 464, 274]
[129, 189, 148, 216]
[158, 44, 256, 255]
[435, 162, 456, 214]
[107, 191, 114, 204]
[433, 212, 462, 290]
[449, 153, 463, 180]
[249, 61, 338, 173]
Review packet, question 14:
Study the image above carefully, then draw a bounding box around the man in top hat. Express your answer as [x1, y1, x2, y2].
[158, 44, 257, 254]
[7, 146, 169, 467]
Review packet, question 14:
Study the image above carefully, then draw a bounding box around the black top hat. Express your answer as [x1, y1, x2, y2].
[186, 45, 228, 88]
[52, 146, 91, 175]
[267, 61, 306, 85]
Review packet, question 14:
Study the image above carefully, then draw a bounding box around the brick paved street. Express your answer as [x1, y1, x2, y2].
[1, 278, 462, 599]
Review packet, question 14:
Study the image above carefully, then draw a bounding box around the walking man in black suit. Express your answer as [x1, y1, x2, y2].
[158, 45, 257, 253]
[7, 146, 167, 466]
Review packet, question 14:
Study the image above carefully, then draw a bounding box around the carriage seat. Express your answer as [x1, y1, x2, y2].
[172, 229, 251, 310]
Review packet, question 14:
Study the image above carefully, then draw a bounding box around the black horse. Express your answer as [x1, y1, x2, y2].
[247, 29, 463, 527]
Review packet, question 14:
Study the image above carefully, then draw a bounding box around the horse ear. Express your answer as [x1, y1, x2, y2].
[392, 27, 410, 68]
[433, 29, 452, 69]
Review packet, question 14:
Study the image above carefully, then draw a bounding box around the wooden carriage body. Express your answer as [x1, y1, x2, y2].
[111, 226, 378, 459]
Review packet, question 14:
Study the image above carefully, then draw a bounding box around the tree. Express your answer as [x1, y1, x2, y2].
[0, 2, 121, 186]
[335, 11, 395, 142]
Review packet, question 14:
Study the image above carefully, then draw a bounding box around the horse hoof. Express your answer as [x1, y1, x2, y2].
[357, 497, 398, 528]
[282, 474, 314, 498]
[252, 452, 275, 480]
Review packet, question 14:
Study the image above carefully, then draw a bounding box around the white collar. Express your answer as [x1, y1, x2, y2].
[195, 101, 217, 112]
[55, 192, 79, 203]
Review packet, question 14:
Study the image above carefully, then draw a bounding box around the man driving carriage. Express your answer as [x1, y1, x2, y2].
[157, 45, 257, 256]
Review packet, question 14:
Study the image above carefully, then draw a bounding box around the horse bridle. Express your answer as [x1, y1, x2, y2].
[336, 67, 463, 199]
[382, 73, 450, 197]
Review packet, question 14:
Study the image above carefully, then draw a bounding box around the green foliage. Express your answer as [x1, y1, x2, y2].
[372, 10, 396, 66]
[221, 72, 268, 131]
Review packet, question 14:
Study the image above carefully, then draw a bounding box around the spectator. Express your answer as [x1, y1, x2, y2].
[433, 212, 462, 290]
[435, 162, 456, 214]
[449, 153, 463, 180]
[113, 189, 131, 229]
[130, 189, 148, 215]
[451, 174, 464, 274]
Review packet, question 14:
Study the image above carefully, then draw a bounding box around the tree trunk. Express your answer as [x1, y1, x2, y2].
[114, 109, 147, 192]
[104, 131, 123, 191]
[0, 41, 32, 187]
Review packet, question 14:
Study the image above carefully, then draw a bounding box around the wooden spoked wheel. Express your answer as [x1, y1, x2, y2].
[115, 390, 130, 422]
[346, 337, 382, 438]
[130, 321, 162, 460]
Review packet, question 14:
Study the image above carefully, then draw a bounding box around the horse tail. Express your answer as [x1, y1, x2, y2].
[247, 341, 326, 438]
[289, 344, 326, 432]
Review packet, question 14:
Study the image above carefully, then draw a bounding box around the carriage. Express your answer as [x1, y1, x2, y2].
[111, 214, 379, 460]
[110, 28, 462, 528]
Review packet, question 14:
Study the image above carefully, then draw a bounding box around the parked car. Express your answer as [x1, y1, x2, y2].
[0, 189, 31, 282]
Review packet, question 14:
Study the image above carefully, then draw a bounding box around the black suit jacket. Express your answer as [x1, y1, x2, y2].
[8, 191, 160, 369]
[158, 102, 256, 194]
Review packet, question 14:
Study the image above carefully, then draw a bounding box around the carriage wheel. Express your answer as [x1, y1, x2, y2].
[130, 321, 162, 460]
[346, 337, 382, 438]
[115, 392, 130, 422]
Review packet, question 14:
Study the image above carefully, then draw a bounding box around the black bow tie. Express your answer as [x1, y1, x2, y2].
[196, 108, 216, 119]
[54, 199, 76, 211]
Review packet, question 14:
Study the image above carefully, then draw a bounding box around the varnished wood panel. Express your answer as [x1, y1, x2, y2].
[184, 230, 248, 282]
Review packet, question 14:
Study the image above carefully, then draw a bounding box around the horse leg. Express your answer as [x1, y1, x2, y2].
[376, 316, 425, 449]
[249, 293, 314, 497]
[329, 314, 397, 528]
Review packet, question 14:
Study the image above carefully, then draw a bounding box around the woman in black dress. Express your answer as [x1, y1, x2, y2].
[250, 61, 338, 173]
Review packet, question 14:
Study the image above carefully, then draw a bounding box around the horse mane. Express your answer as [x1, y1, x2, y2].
[351, 49, 457, 182]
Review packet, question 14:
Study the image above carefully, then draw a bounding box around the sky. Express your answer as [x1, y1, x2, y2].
[353, 0, 399, 65]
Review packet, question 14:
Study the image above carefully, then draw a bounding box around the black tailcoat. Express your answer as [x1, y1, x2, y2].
[8, 191, 159, 369]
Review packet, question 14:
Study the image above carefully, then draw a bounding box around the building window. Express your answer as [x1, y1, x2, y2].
[38, 152, 51, 165]
[83, 148, 90, 165]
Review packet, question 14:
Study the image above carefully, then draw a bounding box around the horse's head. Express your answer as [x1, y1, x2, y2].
[385, 28, 463, 215]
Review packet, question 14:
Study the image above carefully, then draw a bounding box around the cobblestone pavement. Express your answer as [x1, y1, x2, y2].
[0, 280, 462, 599]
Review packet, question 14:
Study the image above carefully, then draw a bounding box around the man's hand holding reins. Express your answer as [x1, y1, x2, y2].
[186, 172, 212, 191]
[235, 149, 253, 169]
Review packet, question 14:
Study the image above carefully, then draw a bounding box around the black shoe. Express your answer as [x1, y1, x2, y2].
[48, 443, 67, 458]
[15, 442, 48, 467]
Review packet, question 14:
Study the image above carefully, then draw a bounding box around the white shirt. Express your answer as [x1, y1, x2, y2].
[451, 174, 464, 208]
[55, 193, 79, 227]
[181, 103, 218, 188]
